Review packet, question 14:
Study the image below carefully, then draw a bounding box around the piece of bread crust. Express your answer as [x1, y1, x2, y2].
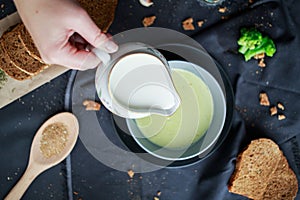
[228, 138, 298, 200]
[77, 0, 118, 33]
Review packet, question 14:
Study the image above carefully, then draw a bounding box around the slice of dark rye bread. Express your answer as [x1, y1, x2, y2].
[1, 25, 47, 76]
[228, 138, 298, 200]
[77, 0, 118, 33]
[17, 23, 43, 62]
[0, 42, 31, 81]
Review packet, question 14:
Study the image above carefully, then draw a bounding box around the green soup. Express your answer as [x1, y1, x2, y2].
[135, 68, 214, 150]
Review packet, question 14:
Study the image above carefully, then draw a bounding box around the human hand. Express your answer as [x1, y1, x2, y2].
[13, 0, 118, 70]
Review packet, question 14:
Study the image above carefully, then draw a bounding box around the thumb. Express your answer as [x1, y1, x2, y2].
[71, 12, 118, 53]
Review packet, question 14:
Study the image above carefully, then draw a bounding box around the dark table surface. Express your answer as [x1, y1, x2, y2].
[1, 0, 300, 199]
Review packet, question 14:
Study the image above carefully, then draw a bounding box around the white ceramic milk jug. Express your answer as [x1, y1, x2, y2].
[94, 42, 181, 119]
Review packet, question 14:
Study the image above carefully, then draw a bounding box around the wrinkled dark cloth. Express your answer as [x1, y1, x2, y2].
[70, 0, 300, 199]
[69, 1, 300, 200]
[1, 0, 300, 199]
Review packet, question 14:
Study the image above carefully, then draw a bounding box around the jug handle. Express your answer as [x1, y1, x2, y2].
[91, 47, 111, 66]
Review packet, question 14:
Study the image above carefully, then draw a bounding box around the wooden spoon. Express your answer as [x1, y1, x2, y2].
[5, 112, 79, 200]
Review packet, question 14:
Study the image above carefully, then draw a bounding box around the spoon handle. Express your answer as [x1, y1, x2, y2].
[5, 164, 41, 200]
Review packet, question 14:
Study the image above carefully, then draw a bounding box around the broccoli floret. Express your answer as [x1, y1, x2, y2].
[237, 27, 276, 61]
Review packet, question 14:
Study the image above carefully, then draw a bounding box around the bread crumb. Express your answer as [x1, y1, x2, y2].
[259, 92, 270, 106]
[254, 53, 265, 59]
[270, 106, 277, 116]
[127, 169, 134, 178]
[197, 20, 204, 27]
[254, 53, 266, 68]
[142, 16, 156, 27]
[182, 18, 195, 31]
[221, 16, 229, 20]
[218, 7, 227, 13]
[83, 100, 101, 111]
[278, 114, 286, 120]
[258, 59, 266, 68]
[277, 103, 284, 110]
[157, 191, 161, 196]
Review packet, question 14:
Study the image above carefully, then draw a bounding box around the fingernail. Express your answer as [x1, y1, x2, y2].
[105, 41, 118, 52]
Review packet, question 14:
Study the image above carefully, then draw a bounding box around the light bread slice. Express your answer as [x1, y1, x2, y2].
[17, 23, 43, 62]
[0, 42, 31, 81]
[1, 25, 47, 75]
[228, 138, 298, 200]
[77, 0, 118, 33]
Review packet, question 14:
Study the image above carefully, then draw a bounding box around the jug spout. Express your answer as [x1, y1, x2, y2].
[150, 89, 181, 116]
[123, 82, 181, 117]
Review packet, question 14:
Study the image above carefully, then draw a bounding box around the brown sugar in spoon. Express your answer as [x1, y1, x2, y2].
[5, 112, 79, 200]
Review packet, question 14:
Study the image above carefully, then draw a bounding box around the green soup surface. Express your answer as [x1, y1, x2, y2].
[135, 68, 214, 149]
